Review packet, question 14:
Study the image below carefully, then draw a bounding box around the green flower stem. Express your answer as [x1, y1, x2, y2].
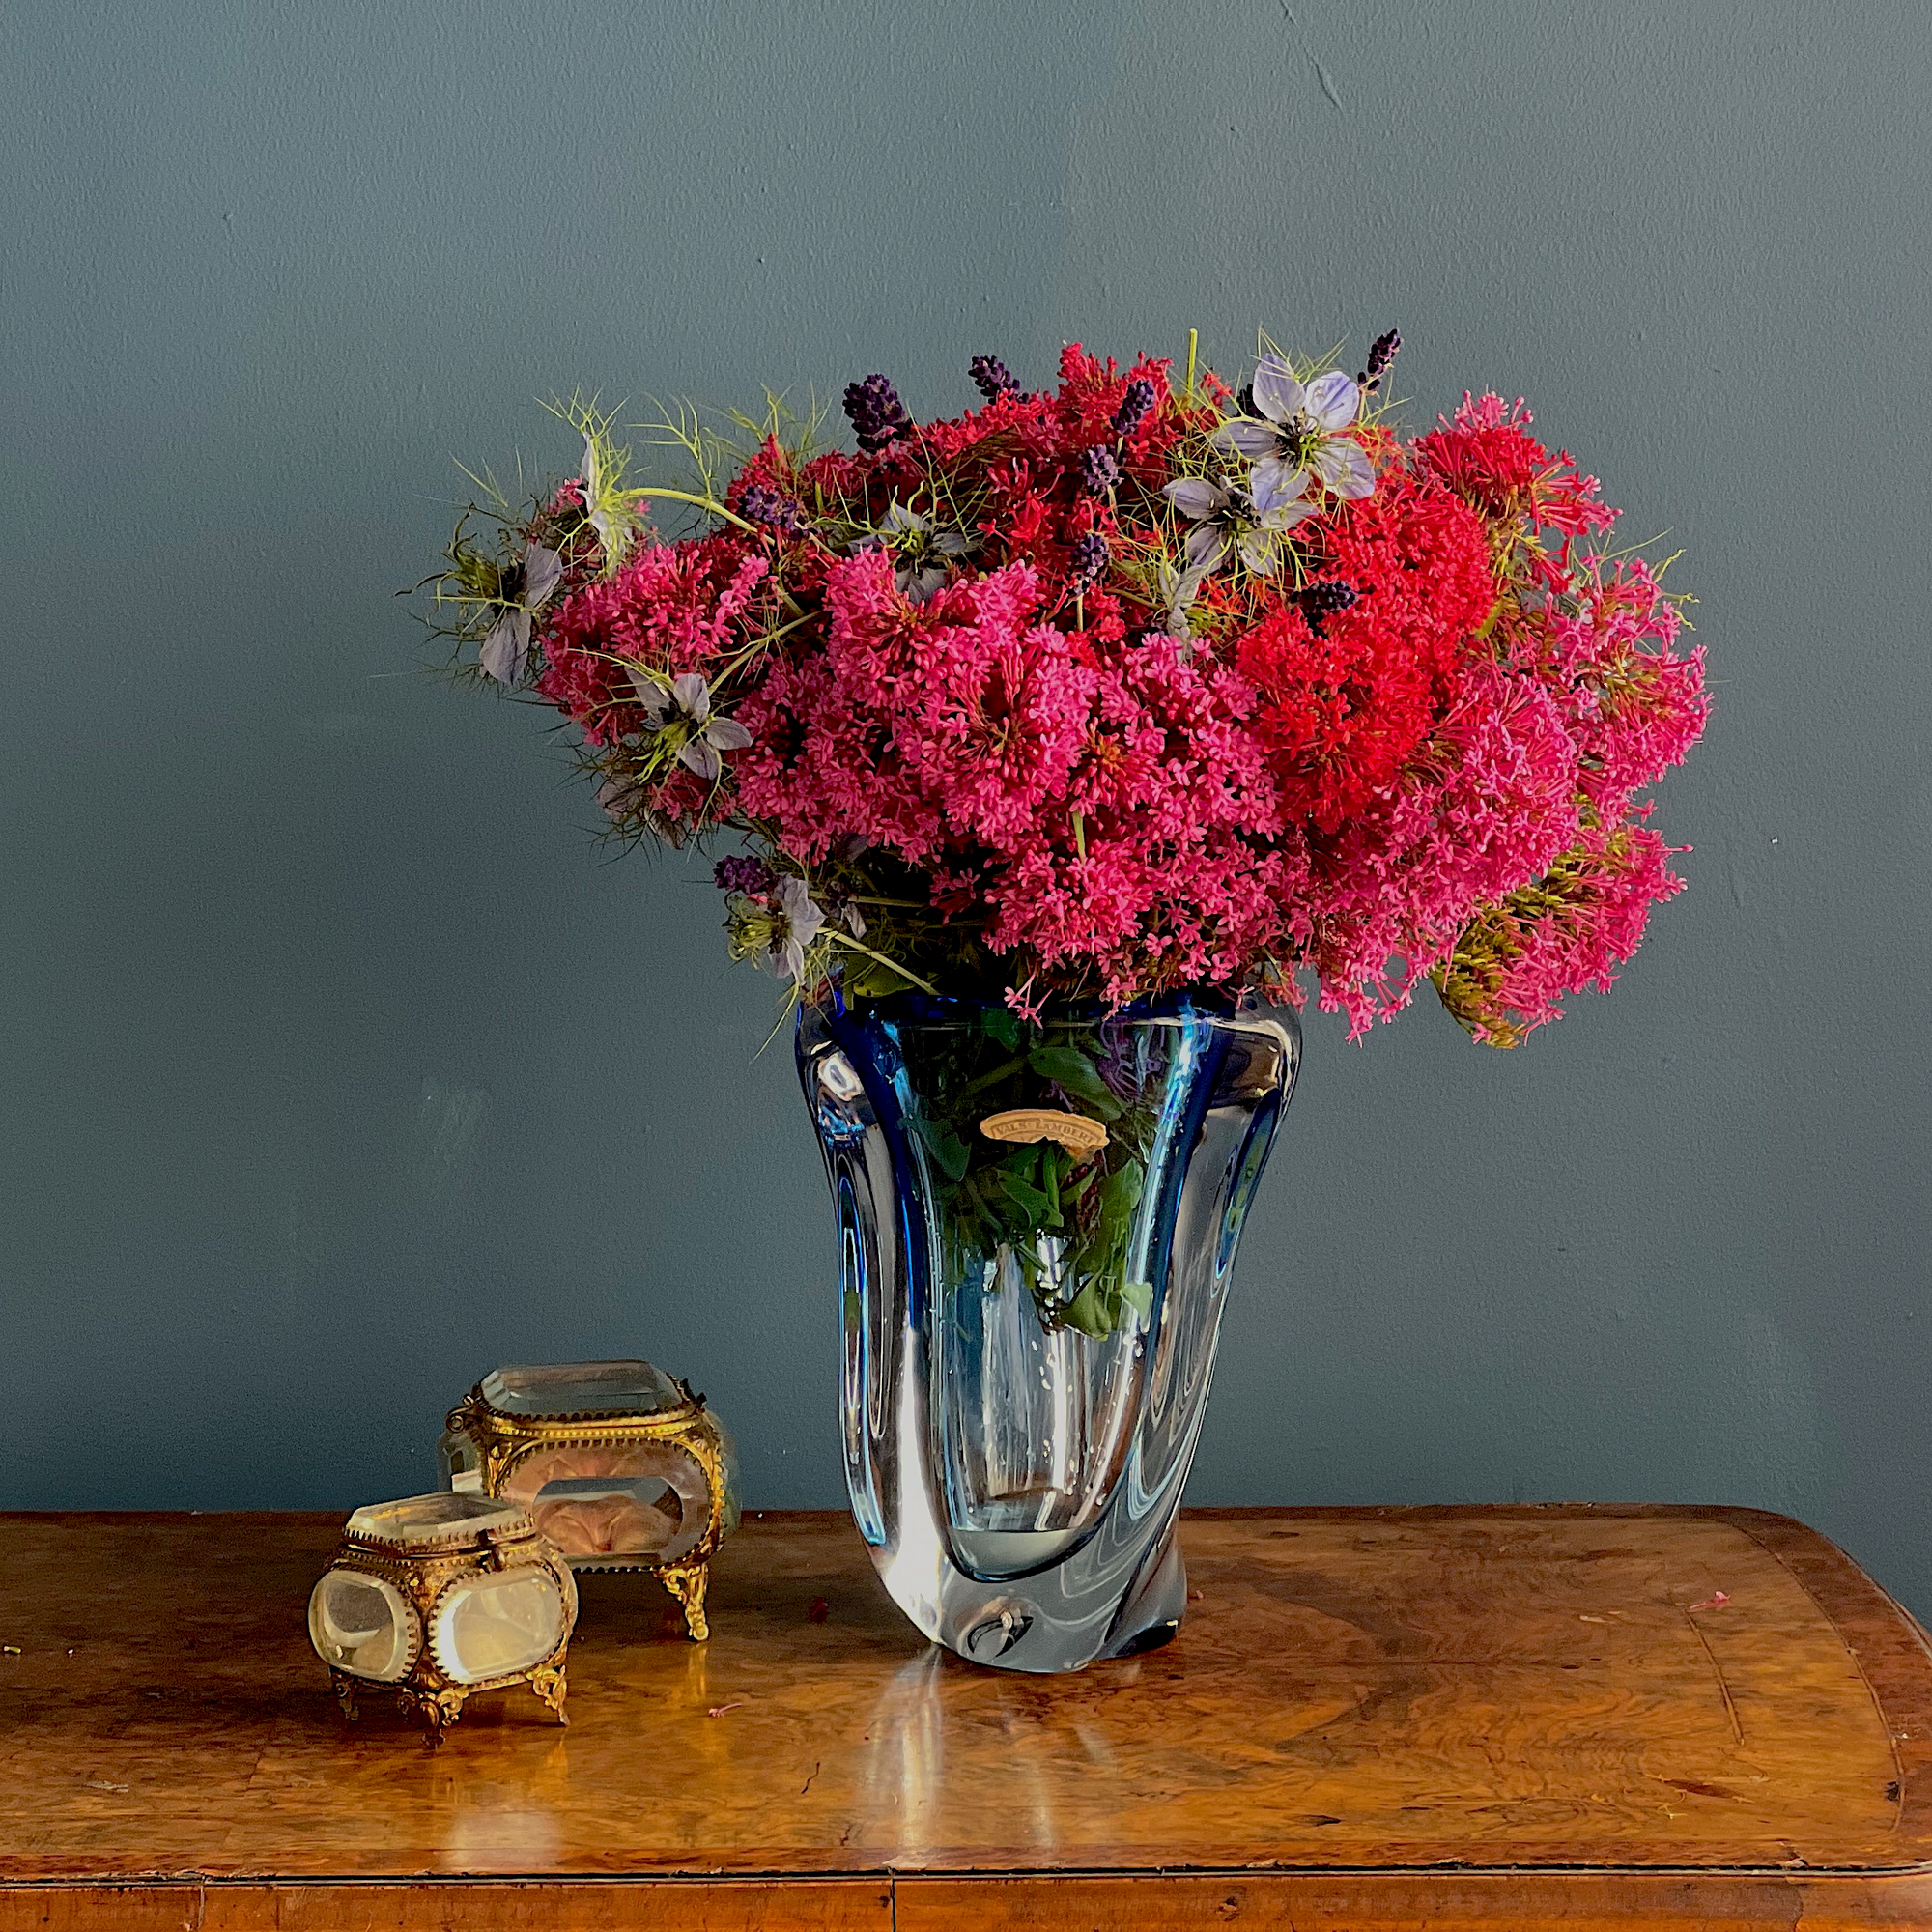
[713, 609, 816, 682]
[833, 932, 940, 997]
[958, 1052, 1031, 1097]
[621, 487, 807, 617]
[622, 484, 753, 532]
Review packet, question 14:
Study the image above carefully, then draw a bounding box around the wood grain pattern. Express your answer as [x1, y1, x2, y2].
[894, 1871, 1932, 1930]
[0, 1883, 894, 1930]
[1, 1505, 1928, 1928]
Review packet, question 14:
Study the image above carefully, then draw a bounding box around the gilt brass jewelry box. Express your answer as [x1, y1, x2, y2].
[307, 1492, 577, 1745]
[440, 1359, 738, 1639]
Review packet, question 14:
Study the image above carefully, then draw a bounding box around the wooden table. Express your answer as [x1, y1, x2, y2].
[2, 1506, 1930, 1928]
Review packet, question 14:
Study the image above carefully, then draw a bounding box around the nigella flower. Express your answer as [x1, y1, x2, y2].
[581, 431, 639, 568]
[478, 541, 563, 685]
[594, 769, 644, 824]
[1155, 556, 1208, 648]
[1162, 470, 1313, 575]
[857, 502, 975, 604]
[1212, 355, 1375, 502]
[764, 875, 827, 983]
[627, 669, 753, 781]
[1111, 379, 1155, 438]
[842, 373, 913, 454]
[1078, 445, 1120, 494]
[969, 354, 1020, 403]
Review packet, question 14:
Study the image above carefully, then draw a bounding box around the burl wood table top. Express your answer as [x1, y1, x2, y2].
[1, 1505, 1928, 1930]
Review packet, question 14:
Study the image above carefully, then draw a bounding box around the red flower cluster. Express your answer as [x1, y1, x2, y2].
[451, 342, 1706, 1043]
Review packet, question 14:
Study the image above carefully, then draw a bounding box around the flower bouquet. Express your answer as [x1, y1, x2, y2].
[427, 329, 1705, 1669]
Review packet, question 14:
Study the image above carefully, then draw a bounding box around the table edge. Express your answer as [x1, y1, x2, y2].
[9, 1865, 1932, 1932]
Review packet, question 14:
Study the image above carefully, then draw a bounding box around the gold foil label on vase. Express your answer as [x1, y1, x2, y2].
[979, 1109, 1109, 1154]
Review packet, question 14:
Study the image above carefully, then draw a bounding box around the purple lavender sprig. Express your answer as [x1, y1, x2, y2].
[1078, 445, 1120, 494]
[1110, 379, 1155, 438]
[714, 854, 776, 898]
[1300, 581, 1360, 630]
[1355, 327, 1402, 393]
[969, 354, 1020, 404]
[1069, 532, 1108, 589]
[842, 374, 913, 454]
[738, 484, 806, 536]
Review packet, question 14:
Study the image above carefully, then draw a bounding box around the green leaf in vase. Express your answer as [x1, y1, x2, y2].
[983, 1006, 1022, 1050]
[1061, 1159, 1099, 1208]
[1095, 1157, 1145, 1224]
[912, 1114, 971, 1180]
[1059, 1280, 1111, 1337]
[960, 1052, 1032, 1099]
[1027, 1045, 1124, 1119]
[997, 1167, 1056, 1224]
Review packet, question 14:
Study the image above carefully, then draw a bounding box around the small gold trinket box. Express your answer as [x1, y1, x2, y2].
[307, 1492, 576, 1746]
[440, 1360, 738, 1639]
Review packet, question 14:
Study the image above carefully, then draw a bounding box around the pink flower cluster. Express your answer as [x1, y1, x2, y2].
[728, 554, 1293, 999]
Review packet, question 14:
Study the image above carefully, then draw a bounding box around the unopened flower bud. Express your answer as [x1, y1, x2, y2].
[738, 485, 806, 535]
[714, 854, 776, 897]
[1078, 445, 1120, 494]
[968, 355, 1020, 404]
[842, 374, 912, 454]
[1301, 581, 1360, 627]
[1111, 379, 1155, 438]
[1069, 531, 1108, 588]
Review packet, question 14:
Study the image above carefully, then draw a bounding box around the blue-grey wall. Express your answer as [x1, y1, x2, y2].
[7, 3, 1929, 1610]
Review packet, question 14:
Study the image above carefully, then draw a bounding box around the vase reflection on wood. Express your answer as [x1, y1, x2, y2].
[797, 995, 1297, 1673]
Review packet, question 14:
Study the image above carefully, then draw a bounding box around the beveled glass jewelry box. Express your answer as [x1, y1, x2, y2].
[440, 1359, 738, 1638]
[307, 1491, 577, 1744]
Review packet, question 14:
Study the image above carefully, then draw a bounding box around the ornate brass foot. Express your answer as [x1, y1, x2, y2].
[397, 1684, 467, 1748]
[528, 1661, 569, 1725]
[661, 1563, 711, 1640]
[330, 1672, 359, 1722]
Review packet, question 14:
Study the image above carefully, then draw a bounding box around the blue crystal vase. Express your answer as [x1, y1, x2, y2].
[796, 994, 1298, 1672]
